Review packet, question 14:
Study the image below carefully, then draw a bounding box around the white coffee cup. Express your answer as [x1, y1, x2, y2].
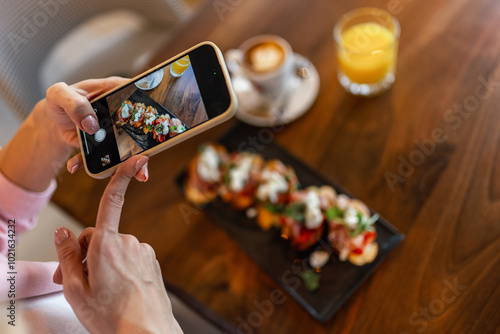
[226, 35, 294, 100]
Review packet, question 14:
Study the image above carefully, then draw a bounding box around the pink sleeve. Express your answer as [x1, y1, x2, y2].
[0, 171, 63, 301]
[1, 259, 61, 300]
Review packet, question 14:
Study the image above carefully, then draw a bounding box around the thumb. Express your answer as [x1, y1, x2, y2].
[54, 227, 86, 292]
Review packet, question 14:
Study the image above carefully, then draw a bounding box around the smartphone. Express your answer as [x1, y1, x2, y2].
[78, 41, 237, 179]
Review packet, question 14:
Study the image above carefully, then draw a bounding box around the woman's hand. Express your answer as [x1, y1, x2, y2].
[0, 77, 148, 192]
[53, 155, 182, 334]
[44, 77, 127, 147]
[43, 77, 131, 175]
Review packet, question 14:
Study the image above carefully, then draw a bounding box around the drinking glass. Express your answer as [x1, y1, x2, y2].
[170, 56, 191, 77]
[334, 8, 400, 97]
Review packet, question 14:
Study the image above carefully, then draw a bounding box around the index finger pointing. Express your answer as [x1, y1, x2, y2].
[96, 156, 149, 233]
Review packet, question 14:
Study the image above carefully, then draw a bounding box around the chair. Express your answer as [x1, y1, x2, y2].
[0, 0, 191, 120]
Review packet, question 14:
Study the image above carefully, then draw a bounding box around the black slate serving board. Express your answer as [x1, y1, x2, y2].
[114, 89, 188, 150]
[176, 123, 404, 322]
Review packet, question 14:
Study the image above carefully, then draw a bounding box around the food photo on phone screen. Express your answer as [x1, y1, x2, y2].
[106, 56, 207, 161]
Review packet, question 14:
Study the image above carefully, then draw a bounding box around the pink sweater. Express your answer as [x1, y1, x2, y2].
[0, 171, 62, 301]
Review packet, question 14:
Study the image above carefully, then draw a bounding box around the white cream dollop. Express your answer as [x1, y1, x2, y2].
[121, 104, 131, 118]
[159, 119, 169, 135]
[197, 146, 220, 182]
[309, 250, 330, 268]
[229, 155, 253, 192]
[256, 169, 288, 203]
[133, 110, 142, 122]
[246, 207, 258, 219]
[343, 207, 360, 227]
[304, 191, 323, 229]
[145, 113, 155, 126]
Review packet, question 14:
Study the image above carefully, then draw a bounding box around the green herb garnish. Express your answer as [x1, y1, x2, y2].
[284, 203, 306, 222]
[325, 206, 343, 220]
[348, 213, 379, 238]
[266, 202, 285, 214]
[223, 172, 231, 185]
[300, 270, 321, 291]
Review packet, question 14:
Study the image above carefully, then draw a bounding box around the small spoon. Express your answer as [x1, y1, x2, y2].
[274, 63, 310, 123]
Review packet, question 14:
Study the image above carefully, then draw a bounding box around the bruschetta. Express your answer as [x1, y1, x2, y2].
[130, 103, 146, 128]
[280, 187, 325, 251]
[219, 152, 264, 210]
[185, 143, 229, 205]
[325, 195, 378, 266]
[143, 106, 158, 134]
[152, 114, 171, 143]
[169, 118, 187, 137]
[117, 100, 133, 124]
[255, 160, 299, 230]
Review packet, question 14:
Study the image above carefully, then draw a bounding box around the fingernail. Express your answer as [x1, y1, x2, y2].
[70, 163, 80, 174]
[141, 162, 149, 182]
[135, 156, 149, 171]
[54, 227, 69, 246]
[81, 115, 99, 134]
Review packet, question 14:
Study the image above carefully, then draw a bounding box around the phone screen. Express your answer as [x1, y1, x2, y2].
[81, 44, 231, 175]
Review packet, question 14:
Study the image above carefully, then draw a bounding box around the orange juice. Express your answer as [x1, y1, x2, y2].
[170, 56, 191, 77]
[338, 22, 397, 84]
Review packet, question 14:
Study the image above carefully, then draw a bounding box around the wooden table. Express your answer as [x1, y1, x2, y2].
[52, 0, 500, 332]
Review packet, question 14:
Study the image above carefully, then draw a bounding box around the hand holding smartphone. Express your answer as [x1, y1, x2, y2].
[78, 42, 237, 178]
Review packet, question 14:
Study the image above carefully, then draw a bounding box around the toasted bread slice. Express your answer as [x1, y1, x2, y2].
[348, 242, 378, 266]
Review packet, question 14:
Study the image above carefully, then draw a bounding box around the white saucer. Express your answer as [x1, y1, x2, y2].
[230, 53, 320, 127]
[135, 68, 164, 90]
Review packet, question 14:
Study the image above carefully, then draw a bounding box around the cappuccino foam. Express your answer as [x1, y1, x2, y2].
[245, 42, 285, 73]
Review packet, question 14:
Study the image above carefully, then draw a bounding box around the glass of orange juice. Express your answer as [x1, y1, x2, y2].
[334, 8, 400, 97]
[170, 55, 191, 77]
